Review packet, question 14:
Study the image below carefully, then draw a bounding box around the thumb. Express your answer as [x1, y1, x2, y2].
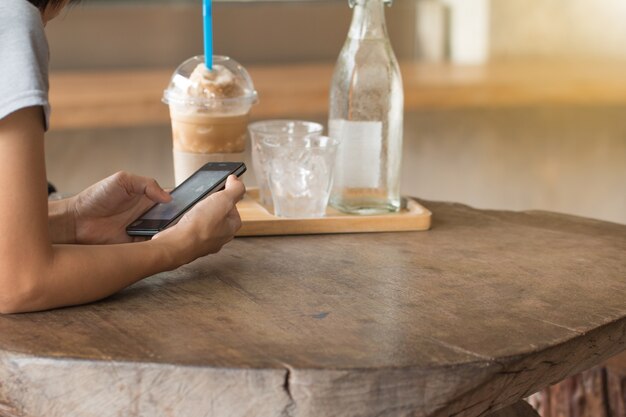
[222, 175, 246, 203]
[142, 178, 172, 203]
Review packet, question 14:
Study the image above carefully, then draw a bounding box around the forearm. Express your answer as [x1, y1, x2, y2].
[1, 107, 241, 314]
[13, 238, 186, 313]
[0, 108, 193, 314]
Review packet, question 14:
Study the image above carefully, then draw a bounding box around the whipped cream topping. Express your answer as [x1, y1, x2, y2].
[187, 63, 243, 99]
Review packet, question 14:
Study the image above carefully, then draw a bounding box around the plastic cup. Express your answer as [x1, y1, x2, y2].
[258, 135, 339, 218]
[248, 120, 324, 209]
[163, 55, 258, 185]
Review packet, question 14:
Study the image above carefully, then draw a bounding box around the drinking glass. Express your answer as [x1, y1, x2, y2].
[248, 120, 323, 209]
[258, 135, 339, 218]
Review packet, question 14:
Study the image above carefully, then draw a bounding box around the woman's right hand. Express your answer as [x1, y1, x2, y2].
[154, 175, 246, 265]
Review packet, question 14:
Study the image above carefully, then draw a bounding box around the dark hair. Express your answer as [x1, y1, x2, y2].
[28, 0, 81, 12]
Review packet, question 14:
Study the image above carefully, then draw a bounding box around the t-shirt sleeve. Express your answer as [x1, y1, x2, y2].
[0, 0, 51, 130]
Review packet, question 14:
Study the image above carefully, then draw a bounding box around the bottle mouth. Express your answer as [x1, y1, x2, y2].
[349, 0, 393, 7]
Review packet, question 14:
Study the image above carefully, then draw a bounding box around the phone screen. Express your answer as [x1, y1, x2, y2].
[142, 170, 231, 220]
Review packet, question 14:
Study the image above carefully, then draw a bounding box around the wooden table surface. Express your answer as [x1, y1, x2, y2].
[0, 201, 625, 417]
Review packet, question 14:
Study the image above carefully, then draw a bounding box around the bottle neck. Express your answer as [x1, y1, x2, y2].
[348, 0, 390, 40]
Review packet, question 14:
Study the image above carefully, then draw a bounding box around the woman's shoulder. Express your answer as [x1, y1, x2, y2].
[0, 0, 45, 32]
[0, 0, 47, 58]
[0, 0, 50, 129]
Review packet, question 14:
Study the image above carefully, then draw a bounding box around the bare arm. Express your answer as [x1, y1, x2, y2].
[48, 198, 74, 244]
[0, 107, 244, 313]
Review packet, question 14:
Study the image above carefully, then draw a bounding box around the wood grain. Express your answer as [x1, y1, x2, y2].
[486, 401, 540, 417]
[607, 354, 626, 417]
[0, 201, 625, 417]
[528, 351, 626, 417]
[48, 60, 626, 130]
[236, 190, 431, 236]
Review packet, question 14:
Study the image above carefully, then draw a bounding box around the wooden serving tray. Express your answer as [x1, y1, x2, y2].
[236, 189, 431, 236]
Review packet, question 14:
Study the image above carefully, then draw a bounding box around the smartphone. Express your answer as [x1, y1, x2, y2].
[126, 162, 246, 237]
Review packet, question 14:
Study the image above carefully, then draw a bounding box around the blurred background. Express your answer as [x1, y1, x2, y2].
[44, 0, 626, 224]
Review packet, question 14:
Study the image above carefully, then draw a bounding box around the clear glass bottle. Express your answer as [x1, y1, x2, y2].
[329, 0, 403, 215]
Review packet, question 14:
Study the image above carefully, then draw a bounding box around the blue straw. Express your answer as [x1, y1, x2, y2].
[203, 0, 213, 70]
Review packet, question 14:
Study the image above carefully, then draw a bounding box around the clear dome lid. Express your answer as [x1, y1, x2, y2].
[163, 55, 258, 110]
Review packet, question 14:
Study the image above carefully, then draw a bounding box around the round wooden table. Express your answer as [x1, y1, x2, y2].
[1, 201, 625, 417]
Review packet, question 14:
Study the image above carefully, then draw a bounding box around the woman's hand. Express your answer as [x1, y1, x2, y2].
[70, 172, 172, 244]
[154, 175, 245, 265]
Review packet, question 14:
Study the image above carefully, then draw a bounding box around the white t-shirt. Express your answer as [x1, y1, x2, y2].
[0, 0, 50, 130]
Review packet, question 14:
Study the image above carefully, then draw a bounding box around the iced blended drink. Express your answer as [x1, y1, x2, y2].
[163, 56, 258, 185]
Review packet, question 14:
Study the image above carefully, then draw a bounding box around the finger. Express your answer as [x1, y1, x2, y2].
[200, 177, 242, 212]
[196, 190, 234, 217]
[222, 175, 246, 202]
[144, 179, 172, 203]
[119, 173, 171, 203]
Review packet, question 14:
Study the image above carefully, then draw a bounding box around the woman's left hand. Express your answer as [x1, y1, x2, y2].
[69, 172, 171, 244]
